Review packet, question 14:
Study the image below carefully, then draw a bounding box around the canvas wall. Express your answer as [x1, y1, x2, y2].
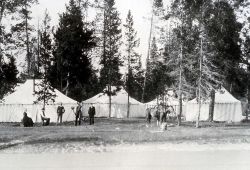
[184, 102, 243, 122]
[0, 104, 77, 123]
[82, 103, 146, 118]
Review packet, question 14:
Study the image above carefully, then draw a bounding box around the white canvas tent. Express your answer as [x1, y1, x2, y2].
[184, 88, 244, 122]
[145, 97, 179, 106]
[145, 90, 181, 114]
[0, 79, 77, 122]
[82, 86, 145, 118]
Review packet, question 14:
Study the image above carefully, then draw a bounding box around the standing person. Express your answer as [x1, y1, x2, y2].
[88, 104, 96, 125]
[146, 108, 152, 127]
[75, 102, 83, 126]
[160, 110, 167, 131]
[155, 106, 160, 127]
[57, 102, 65, 124]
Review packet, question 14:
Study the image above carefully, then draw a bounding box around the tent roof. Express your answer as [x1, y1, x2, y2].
[2, 79, 77, 104]
[145, 90, 180, 106]
[145, 97, 179, 106]
[188, 87, 240, 104]
[83, 86, 142, 105]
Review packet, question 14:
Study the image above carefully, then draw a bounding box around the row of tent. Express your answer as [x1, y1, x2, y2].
[0, 79, 245, 123]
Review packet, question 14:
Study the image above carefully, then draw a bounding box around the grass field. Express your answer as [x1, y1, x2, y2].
[1, 118, 250, 153]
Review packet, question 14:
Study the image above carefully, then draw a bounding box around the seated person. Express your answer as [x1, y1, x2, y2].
[41, 115, 50, 126]
[21, 110, 34, 127]
[41, 108, 50, 126]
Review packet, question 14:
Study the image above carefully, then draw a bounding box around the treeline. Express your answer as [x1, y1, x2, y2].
[0, 0, 249, 105]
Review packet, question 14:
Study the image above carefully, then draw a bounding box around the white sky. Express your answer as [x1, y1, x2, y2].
[31, 0, 155, 66]
[13, 0, 250, 71]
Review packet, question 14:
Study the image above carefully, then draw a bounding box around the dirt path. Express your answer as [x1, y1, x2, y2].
[1, 147, 250, 170]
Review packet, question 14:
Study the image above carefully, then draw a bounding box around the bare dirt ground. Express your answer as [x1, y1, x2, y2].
[1, 118, 250, 169]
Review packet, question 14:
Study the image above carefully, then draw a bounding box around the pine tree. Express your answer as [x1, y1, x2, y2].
[123, 10, 141, 117]
[142, 0, 165, 103]
[0, 56, 18, 100]
[144, 37, 172, 103]
[34, 10, 56, 111]
[11, 0, 38, 77]
[169, 0, 241, 127]
[99, 0, 122, 117]
[52, 0, 96, 101]
[0, 1, 21, 100]
[206, 0, 242, 96]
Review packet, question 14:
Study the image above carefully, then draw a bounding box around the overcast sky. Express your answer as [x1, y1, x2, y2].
[31, 0, 155, 66]
[25, 0, 250, 70]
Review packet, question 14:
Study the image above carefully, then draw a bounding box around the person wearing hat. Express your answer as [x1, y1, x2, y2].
[88, 104, 96, 125]
[75, 102, 83, 126]
[41, 108, 50, 126]
[57, 102, 65, 124]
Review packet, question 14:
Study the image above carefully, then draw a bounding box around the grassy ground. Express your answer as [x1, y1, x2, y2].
[1, 118, 250, 168]
[1, 118, 250, 147]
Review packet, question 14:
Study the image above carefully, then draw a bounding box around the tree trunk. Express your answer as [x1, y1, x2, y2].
[127, 72, 130, 118]
[108, 84, 111, 118]
[25, 1, 31, 75]
[127, 91, 130, 118]
[177, 44, 183, 126]
[196, 5, 204, 128]
[209, 89, 215, 122]
[65, 73, 69, 96]
[247, 63, 250, 120]
[37, 20, 40, 75]
[142, 13, 154, 103]
[196, 31, 203, 128]
[0, 2, 5, 69]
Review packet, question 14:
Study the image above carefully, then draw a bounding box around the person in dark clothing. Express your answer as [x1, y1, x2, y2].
[88, 104, 96, 125]
[146, 108, 152, 124]
[57, 103, 65, 124]
[75, 102, 83, 126]
[161, 111, 167, 124]
[21, 110, 34, 127]
[155, 107, 160, 126]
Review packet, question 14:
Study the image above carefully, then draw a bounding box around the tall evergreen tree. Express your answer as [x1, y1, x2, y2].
[51, 0, 96, 101]
[144, 37, 172, 103]
[123, 10, 142, 116]
[35, 10, 56, 111]
[11, 0, 38, 77]
[99, 0, 122, 117]
[168, 0, 242, 126]
[206, 0, 242, 96]
[0, 1, 21, 100]
[142, 0, 165, 103]
[0, 56, 18, 100]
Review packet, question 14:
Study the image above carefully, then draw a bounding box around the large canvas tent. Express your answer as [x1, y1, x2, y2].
[145, 90, 181, 114]
[0, 79, 77, 122]
[184, 88, 243, 122]
[82, 87, 145, 118]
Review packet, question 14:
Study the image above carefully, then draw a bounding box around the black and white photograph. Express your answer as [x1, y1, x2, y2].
[0, 0, 250, 169]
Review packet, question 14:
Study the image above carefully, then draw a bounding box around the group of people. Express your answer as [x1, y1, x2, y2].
[73, 102, 96, 126]
[146, 105, 171, 130]
[21, 102, 96, 127]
